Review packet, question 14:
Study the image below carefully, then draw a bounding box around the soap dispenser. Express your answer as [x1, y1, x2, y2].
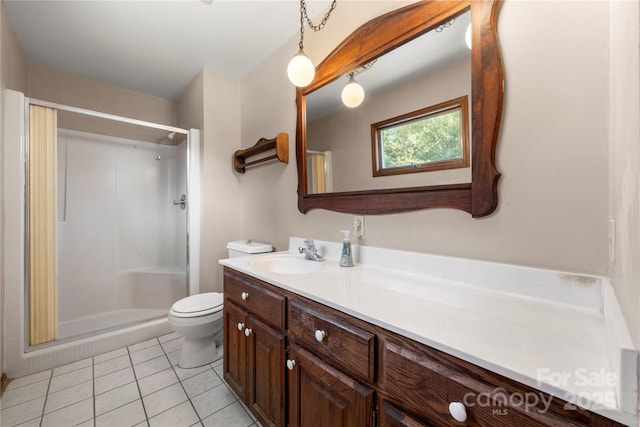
[340, 230, 353, 267]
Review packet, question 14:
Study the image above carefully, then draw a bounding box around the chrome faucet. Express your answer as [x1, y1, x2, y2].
[298, 239, 324, 261]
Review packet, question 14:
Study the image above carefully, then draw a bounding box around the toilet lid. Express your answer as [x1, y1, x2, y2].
[171, 292, 223, 315]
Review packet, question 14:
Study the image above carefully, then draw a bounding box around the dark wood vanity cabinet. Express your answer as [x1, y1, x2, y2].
[288, 343, 375, 427]
[223, 269, 286, 427]
[222, 267, 626, 427]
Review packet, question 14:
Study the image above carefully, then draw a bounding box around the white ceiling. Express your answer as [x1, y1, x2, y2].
[4, 0, 331, 100]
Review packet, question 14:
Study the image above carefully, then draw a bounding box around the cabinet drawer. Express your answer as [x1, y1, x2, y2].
[381, 340, 590, 427]
[288, 298, 375, 383]
[224, 268, 286, 330]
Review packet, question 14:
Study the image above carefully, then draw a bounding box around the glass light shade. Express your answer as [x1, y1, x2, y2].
[287, 50, 315, 87]
[341, 77, 365, 108]
[465, 23, 472, 50]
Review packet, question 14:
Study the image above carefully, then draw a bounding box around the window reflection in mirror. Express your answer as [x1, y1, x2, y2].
[372, 95, 469, 177]
[305, 10, 471, 194]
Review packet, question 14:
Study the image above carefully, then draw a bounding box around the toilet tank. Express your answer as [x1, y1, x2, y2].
[227, 240, 273, 258]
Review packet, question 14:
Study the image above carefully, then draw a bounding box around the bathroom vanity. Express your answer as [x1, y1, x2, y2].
[219, 238, 637, 427]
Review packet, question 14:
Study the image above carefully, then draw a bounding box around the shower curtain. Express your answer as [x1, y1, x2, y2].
[28, 104, 58, 346]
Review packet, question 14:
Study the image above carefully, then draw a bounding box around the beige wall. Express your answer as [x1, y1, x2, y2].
[28, 64, 176, 127]
[609, 0, 640, 348]
[1, 0, 27, 377]
[308, 57, 471, 192]
[240, 1, 611, 275]
[198, 69, 242, 292]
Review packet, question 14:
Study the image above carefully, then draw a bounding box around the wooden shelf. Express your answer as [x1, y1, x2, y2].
[234, 133, 288, 173]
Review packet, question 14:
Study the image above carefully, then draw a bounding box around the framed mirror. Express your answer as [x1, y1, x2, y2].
[296, 0, 503, 217]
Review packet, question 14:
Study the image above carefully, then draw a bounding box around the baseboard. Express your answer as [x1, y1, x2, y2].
[1, 372, 9, 396]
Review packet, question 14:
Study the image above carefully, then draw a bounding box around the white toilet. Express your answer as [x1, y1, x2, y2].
[168, 240, 272, 368]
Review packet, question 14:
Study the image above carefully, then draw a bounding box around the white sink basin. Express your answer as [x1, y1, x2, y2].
[249, 254, 325, 275]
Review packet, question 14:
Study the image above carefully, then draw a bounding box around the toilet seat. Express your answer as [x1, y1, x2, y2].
[170, 293, 223, 318]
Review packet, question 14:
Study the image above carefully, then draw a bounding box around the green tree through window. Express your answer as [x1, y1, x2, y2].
[372, 96, 469, 177]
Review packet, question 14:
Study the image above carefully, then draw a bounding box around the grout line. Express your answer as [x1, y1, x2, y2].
[38, 369, 54, 427]
[128, 342, 151, 427]
[160, 335, 205, 424]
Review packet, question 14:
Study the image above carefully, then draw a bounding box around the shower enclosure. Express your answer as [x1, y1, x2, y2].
[55, 127, 188, 340]
[3, 90, 200, 377]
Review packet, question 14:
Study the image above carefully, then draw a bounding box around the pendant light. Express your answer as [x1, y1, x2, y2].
[341, 73, 365, 108]
[287, 0, 337, 87]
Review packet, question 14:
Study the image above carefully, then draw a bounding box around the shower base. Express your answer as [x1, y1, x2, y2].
[58, 308, 168, 341]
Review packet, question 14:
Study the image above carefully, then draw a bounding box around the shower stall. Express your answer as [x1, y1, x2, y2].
[3, 90, 200, 377]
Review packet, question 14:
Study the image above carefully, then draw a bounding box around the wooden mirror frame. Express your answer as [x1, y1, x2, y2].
[296, 0, 503, 217]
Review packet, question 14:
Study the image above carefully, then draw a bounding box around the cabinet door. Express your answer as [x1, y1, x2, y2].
[223, 300, 248, 400]
[246, 314, 286, 427]
[380, 400, 431, 427]
[288, 343, 374, 427]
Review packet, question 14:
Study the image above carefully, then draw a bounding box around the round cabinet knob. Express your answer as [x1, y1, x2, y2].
[237, 322, 245, 331]
[244, 328, 252, 337]
[286, 359, 296, 370]
[448, 402, 467, 422]
[314, 330, 326, 343]
[241, 292, 249, 301]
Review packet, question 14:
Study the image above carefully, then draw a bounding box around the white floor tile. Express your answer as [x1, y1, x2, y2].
[95, 381, 141, 416]
[52, 357, 93, 377]
[181, 368, 222, 398]
[174, 363, 210, 381]
[202, 401, 254, 427]
[94, 347, 128, 364]
[131, 344, 165, 365]
[167, 349, 181, 366]
[142, 382, 188, 418]
[4, 333, 262, 427]
[134, 354, 171, 379]
[6, 370, 51, 391]
[128, 338, 159, 353]
[1, 378, 49, 408]
[137, 367, 179, 397]
[160, 337, 184, 354]
[41, 397, 93, 427]
[94, 366, 136, 395]
[190, 383, 237, 420]
[149, 400, 199, 427]
[0, 396, 45, 426]
[158, 331, 182, 343]
[44, 380, 93, 414]
[94, 354, 132, 378]
[13, 417, 42, 427]
[213, 363, 224, 379]
[48, 366, 92, 393]
[95, 399, 146, 427]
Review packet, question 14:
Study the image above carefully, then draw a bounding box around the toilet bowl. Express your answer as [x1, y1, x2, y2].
[169, 240, 272, 369]
[168, 292, 224, 368]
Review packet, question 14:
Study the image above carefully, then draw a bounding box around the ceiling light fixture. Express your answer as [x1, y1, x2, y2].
[341, 73, 365, 108]
[287, 0, 337, 88]
[465, 23, 472, 49]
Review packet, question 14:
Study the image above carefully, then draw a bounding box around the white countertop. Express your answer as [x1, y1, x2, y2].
[219, 237, 638, 426]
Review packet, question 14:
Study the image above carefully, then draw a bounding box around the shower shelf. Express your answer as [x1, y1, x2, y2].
[233, 132, 288, 173]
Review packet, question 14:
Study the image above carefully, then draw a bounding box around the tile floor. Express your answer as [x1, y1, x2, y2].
[0, 332, 261, 427]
